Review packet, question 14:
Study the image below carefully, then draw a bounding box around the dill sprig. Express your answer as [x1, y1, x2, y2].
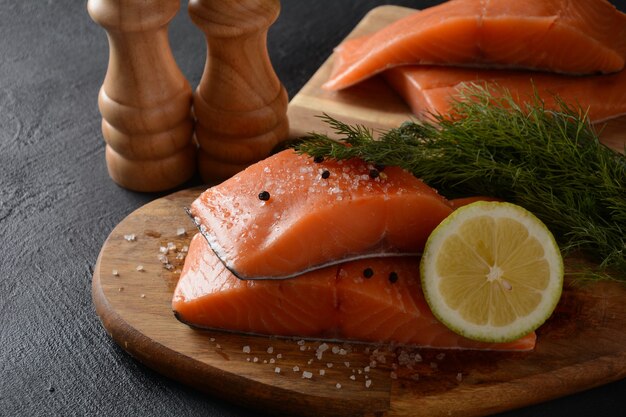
[295, 86, 626, 277]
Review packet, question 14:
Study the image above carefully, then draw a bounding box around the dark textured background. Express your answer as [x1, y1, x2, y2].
[2, 1, 626, 416]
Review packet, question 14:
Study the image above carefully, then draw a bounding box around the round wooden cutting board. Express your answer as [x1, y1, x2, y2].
[93, 187, 626, 417]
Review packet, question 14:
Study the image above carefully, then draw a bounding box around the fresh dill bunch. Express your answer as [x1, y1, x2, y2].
[295, 86, 626, 277]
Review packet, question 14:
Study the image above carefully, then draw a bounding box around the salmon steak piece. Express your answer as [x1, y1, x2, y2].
[172, 234, 537, 351]
[323, 0, 626, 91]
[383, 66, 626, 123]
[189, 150, 453, 280]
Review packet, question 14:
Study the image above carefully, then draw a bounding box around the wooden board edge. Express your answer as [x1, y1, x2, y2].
[388, 350, 626, 417]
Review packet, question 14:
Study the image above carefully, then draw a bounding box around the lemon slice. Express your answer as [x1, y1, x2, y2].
[420, 201, 563, 343]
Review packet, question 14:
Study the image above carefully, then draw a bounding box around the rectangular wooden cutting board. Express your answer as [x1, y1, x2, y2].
[287, 5, 626, 152]
[92, 5, 626, 417]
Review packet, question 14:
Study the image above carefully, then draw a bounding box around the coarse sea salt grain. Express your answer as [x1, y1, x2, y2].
[326, 363, 333, 368]
[242, 346, 251, 354]
[269, 358, 275, 364]
[276, 353, 283, 359]
[302, 371, 313, 379]
[331, 346, 340, 354]
[319, 370, 325, 376]
[316, 343, 329, 360]
[136, 265, 144, 272]
[267, 346, 274, 354]
[365, 380, 372, 388]
[176, 227, 186, 236]
[253, 357, 258, 363]
[456, 373, 463, 382]
[112, 270, 119, 276]
[159, 246, 168, 254]
[293, 366, 300, 372]
[349, 375, 356, 381]
[124, 234, 136, 242]
[297, 340, 305, 346]
[336, 383, 342, 389]
[274, 367, 280, 374]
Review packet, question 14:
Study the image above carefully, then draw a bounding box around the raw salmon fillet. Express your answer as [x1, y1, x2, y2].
[189, 150, 452, 280]
[173, 234, 537, 351]
[383, 66, 626, 123]
[323, 0, 626, 91]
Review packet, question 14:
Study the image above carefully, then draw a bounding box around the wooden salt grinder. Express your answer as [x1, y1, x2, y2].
[189, 0, 289, 181]
[88, 0, 196, 192]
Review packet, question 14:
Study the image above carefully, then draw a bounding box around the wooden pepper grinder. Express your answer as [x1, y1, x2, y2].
[88, 0, 196, 192]
[189, 0, 289, 181]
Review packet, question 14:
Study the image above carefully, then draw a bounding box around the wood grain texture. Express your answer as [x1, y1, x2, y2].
[287, 6, 626, 153]
[93, 187, 626, 417]
[189, 0, 290, 181]
[88, 0, 196, 192]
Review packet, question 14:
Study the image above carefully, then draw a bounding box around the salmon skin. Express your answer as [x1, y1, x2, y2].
[383, 66, 626, 123]
[189, 150, 453, 280]
[173, 234, 536, 351]
[323, 0, 626, 91]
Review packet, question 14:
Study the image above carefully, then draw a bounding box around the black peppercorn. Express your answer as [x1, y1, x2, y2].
[321, 170, 330, 179]
[363, 268, 374, 278]
[389, 272, 398, 283]
[258, 191, 271, 201]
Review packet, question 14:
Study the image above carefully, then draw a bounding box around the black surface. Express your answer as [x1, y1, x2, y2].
[1, 1, 626, 416]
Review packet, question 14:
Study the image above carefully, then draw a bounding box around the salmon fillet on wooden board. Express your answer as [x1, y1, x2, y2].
[383, 66, 626, 123]
[189, 150, 453, 280]
[323, 0, 626, 91]
[172, 233, 537, 351]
